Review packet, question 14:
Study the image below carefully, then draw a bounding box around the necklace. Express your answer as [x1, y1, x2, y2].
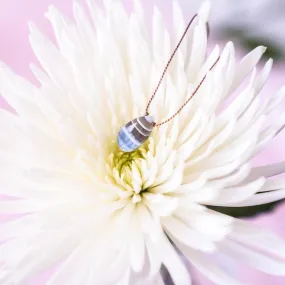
[117, 14, 220, 152]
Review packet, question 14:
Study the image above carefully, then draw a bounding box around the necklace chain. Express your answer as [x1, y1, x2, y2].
[145, 14, 220, 127]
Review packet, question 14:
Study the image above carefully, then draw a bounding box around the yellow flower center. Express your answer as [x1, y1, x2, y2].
[106, 139, 156, 203]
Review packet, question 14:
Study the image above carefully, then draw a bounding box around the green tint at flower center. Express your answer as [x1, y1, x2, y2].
[106, 143, 154, 203]
[114, 149, 145, 176]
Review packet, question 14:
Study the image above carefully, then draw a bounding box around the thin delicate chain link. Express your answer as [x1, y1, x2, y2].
[145, 14, 220, 127]
[156, 56, 220, 127]
[145, 14, 198, 116]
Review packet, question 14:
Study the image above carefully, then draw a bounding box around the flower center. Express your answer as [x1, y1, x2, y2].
[106, 140, 155, 204]
[105, 138, 179, 216]
[113, 149, 145, 178]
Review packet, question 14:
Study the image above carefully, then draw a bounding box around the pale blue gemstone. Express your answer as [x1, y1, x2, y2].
[117, 127, 140, 152]
[145, 116, 154, 123]
[117, 116, 154, 152]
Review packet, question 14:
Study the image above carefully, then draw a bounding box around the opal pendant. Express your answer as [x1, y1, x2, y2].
[117, 116, 154, 152]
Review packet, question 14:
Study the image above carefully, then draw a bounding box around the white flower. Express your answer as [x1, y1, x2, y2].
[1, 1, 285, 285]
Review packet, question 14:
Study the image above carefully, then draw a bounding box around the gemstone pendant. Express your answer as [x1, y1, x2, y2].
[117, 116, 155, 152]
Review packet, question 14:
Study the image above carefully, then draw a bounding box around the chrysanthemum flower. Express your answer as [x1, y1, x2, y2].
[1, 1, 285, 284]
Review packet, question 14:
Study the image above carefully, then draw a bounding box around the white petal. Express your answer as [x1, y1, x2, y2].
[259, 178, 285, 192]
[207, 178, 265, 206]
[137, 204, 162, 240]
[173, 0, 186, 57]
[143, 193, 178, 216]
[73, 0, 96, 48]
[155, 274, 166, 285]
[180, 209, 233, 242]
[162, 216, 216, 252]
[211, 163, 251, 188]
[145, 238, 163, 278]
[29, 22, 72, 91]
[47, 240, 93, 285]
[158, 234, 192, 285]
[152, 163, 183, 194]
[0, 64, 53, 134]
[230, 46, 266, 92]
[187, 18, 207, 81]
[179, 245, 244, 285]
[198, 1, 211, 22]
[230, 219, 285, 259]
[228, 189, 285, 206]
[86, 0, 103, 29]
[187, 118, 236, 166]
[249, 161, 285, 179]
[153, 152, 176, 186]
[152, 6, 168, 65]
[219, 240, 285, 276]
[0, 62, 38, 101]
[0, 215, 41, 241]
[253, 58, 273, 95]
[198, 45, 220, 82]
[265, 86, 285, 114]
[185, 186, 220, 204]
[128, 219, 145, 272]
[0, 226, 82, 284]
[106, 247, 130, 284]
[0, 199, 55, 214]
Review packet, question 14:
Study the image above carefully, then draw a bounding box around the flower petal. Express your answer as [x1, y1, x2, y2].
[206, 178, 265, 206]
[230, 46, 266, 93]
[178, 245, 244, 285]
[230, 219, 285, 259]
[158, 234, 192, 285]
[162, 216, 216, 252]
[219, 239, 285, 276]
[227, 189, 285, 206]
[249, 161, 285, 179]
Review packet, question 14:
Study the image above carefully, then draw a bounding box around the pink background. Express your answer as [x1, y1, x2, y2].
[0, 0, 285, 284]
